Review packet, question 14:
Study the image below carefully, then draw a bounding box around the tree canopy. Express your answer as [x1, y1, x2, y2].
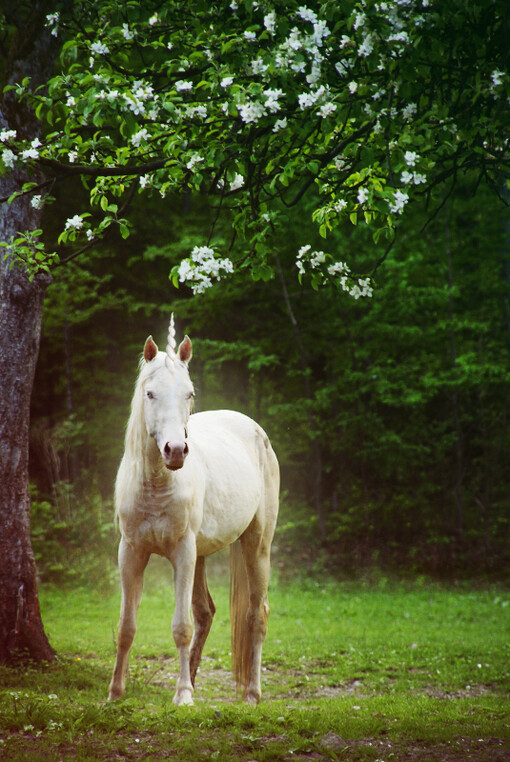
[1, 0, 509, 295]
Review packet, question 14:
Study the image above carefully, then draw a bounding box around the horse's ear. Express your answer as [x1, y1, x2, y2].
[143, 336, 158, 363]
[178, 335, 192, 365]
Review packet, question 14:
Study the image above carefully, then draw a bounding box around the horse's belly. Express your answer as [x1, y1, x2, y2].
[195, 479, 262, 556]
[196, 512, 252, 556]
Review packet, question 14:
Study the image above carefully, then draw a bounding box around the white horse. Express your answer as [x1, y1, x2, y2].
[108, 317, 279, 705]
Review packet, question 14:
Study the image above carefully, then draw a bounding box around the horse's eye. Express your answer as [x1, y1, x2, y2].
[187, 391, 195, 400]
[146, 391, 154, 400]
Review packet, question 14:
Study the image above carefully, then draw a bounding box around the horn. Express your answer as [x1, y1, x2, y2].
[165, 314, 177, 372]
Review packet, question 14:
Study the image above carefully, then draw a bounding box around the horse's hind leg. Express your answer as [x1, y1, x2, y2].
[189, 556, 216, 687]
[238, 533, 272, 705]
[109, 538, 149, 700]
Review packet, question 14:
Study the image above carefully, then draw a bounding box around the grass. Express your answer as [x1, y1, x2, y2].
[0, 558, 509, 760]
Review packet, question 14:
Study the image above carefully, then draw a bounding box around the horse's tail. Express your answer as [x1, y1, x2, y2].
[230, 539, 251, 694]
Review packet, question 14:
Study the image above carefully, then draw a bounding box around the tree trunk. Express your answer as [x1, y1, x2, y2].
[0, 0, 59, 664]
[0, 254, 55, 664]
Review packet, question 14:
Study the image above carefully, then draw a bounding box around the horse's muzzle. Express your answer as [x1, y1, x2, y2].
[163, 441, 189, 470]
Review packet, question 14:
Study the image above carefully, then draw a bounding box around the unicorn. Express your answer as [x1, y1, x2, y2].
[108, 316, 279, 705]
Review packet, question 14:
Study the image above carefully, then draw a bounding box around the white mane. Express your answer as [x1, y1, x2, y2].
[115, 352, 167, 515]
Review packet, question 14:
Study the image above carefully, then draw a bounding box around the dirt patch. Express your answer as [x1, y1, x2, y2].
[2, 730, 508, 761]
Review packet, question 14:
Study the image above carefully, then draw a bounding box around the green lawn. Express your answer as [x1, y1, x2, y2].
[0, 563, 509, 760]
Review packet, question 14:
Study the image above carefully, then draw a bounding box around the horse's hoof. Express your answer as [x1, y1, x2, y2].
[244, 690, 260, 706]
[173, 688, 194, 706]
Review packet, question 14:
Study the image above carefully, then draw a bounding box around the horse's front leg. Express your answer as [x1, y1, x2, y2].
[109, 538, 149, 700]
[168, 531, 197, 706]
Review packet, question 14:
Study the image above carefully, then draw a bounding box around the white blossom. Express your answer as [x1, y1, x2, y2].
[348, 81, 358, 94]
[90, 41, 109, 56]
[22, 147, 40, 160]
[298, 85, 327, 109]
[251, 58, 269, 75]
[68, 150, 78, 163]
[175, 80, 193, 91]
[359, 33, 375, 57]
[2, 148, 16, 167]
[238, 100, 266, 124]
[404, 150, 418, 166]
[402, 102, 417, 120]
[140, 175, 150, 188]
[491, 69, 504, 87]
[387, 31, 410, 45]
[178, 246, 234, 294]
[318, 102, 337, 118]
[264, 88, 283, 112]
[131, 128, 149, 146]
[220, 76, 234, 88]
[291, 60, 306, 74]
[389, 189, 409, 214]
[297, 6, 318, 24]
[327, 260, 348, 275]
[148, 13, 159, 25]
[264, 12, 276, 34]
[0, 129, 16, 143]
[244, 31, 257, 41]
[334, 199, 347, 212]
[121, 24, 136, 40]
[229, 173, 244, 191]
[65, 214, 84, 230]
[357, 187, 369, 204]
[186, 153, 204, 170]
[31, 195, 44, 209]
[45, 12, 60, 36]
[310, 250, 326, 268]
[311, 20, 330, 46]
[353, 12, 366, 29]
[273, 117, 287, 132]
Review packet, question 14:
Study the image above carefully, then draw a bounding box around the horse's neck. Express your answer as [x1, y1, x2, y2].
[142, 436, 167, 481]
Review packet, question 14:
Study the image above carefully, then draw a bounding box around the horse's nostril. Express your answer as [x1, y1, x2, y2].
[183, 442, 189, 455]
[164, 442, 171, 456]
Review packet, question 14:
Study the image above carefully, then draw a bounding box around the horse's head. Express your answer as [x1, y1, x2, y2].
[141, 319, 194, 471]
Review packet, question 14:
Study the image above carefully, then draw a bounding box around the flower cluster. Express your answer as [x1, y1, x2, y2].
[177, 246, 234, 294]
[296, 245, 373, 299]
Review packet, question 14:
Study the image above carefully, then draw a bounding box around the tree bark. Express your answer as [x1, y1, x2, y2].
[0, 0, 59, 664]
[0, 253, 55, 664]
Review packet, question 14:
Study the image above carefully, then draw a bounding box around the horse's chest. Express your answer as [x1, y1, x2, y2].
[123, 490, 192, 554]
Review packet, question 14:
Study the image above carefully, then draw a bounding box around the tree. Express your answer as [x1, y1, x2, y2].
[0, 0, 59, 664]
[1, 0, 509, 661]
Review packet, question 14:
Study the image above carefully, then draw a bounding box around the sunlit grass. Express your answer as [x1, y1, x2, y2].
[1, 570, 509, 760]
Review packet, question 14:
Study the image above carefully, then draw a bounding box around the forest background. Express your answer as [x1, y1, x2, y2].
[30, 172, 510, 587]
[1, 0, 508, 591]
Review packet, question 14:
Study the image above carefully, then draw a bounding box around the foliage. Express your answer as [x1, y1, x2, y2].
[28, 173, 510, 577]
[1, 0, 509, 293]
[30, 483, 116, 588]
[0, 580, 509, 759]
